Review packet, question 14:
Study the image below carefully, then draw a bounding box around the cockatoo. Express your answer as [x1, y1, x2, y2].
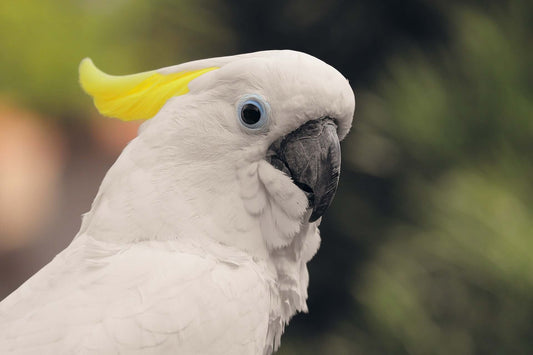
[0, 50, 354, 354]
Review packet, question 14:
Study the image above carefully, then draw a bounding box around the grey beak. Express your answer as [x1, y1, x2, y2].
[267, 117, 341, 222]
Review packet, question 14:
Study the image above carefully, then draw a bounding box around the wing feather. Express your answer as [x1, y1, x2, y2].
[0, 235, 274, 354]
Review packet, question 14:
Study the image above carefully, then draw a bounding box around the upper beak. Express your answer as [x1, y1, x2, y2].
[267, 117, 341, 222]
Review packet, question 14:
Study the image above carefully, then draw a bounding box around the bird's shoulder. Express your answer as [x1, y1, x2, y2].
[0, 234, 276, 354]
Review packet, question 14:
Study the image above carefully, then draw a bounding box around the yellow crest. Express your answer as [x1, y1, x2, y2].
[79, 58, 218, 121]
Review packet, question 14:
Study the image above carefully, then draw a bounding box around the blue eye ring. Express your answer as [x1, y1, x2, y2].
[237, 94, 270, 131]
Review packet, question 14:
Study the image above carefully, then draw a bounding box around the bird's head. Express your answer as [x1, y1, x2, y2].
[79, 50, 354, 256]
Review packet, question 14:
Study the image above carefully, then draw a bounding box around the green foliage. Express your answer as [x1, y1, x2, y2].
[352, 2, 533, 354]
[0, 0, 233, 117]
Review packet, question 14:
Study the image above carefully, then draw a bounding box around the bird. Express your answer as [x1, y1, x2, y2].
[0, 50, 355, 354]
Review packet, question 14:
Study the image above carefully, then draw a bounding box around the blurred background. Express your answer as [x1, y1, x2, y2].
[1, 0, 532, 353]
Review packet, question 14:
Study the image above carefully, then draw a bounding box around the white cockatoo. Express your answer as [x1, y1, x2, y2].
[0, 50, 354, 354]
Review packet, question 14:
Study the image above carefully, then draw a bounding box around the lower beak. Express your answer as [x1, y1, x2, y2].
[267, 117, 341, 222]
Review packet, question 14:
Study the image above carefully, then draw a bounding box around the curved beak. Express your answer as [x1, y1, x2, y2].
[267, 117, 341, 222]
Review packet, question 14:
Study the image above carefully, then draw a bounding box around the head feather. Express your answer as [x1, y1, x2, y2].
[79, 58, 218, 121]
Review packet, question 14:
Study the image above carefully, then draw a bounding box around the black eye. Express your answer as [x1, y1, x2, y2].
[241, 103, 261, 125]
[237, 96, 269, 130]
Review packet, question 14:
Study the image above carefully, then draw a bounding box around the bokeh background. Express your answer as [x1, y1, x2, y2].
[1, 0, 532, 353]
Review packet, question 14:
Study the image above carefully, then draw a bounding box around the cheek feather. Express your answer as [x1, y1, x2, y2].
[257, 161, 307, 220]
[237, 155, 309, 250]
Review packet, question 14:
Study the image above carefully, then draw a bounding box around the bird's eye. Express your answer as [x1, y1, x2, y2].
[241, 103, 261, 125]
[237, 95, 269, 130]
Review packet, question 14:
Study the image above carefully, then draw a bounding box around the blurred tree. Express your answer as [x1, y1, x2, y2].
[225, 0, 450, 86]
[352, 2, 533, 354]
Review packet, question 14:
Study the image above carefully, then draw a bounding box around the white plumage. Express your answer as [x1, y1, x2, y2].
[0, 50, 355, 354]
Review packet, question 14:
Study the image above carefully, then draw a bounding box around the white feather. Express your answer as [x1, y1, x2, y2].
[1, 235, 275, 354]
